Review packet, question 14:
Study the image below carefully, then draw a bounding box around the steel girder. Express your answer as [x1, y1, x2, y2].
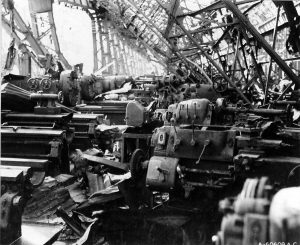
[222, 0, 300, 89]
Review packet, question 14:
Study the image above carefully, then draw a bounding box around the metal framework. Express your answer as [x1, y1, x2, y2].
[2, 0, 300, 98]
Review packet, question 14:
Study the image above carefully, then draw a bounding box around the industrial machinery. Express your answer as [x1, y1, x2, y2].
[60, 72, 135, 106]
[213, 177, 300, 245]
[1, 126, 70, 175]
[1, 157, 49, 187]
[2, 74, 60, 94]
[3, 0, 300, 244]
[127, 98, 300, 201]
[2, 78, 105, 150]
[75, 101, 128, 125]
[0, 163, 39, 244]
[0, 158, 49, 244]
[30, 92, 62, 114]
[3, 112, 104, 151]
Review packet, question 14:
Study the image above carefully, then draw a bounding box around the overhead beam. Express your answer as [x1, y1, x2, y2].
[57, 0, 94, 10]
[179, 41, 216, 50]
[176, 0, 260, 19]
[164, 0, 180, 37]
[113, 12, 169, 70]
[169, 21, 238, 39]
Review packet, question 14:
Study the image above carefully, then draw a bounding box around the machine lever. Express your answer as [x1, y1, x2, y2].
[190, 121, 196, 146]
[196, 139, 210, 164]
[186, 104, 189, 119]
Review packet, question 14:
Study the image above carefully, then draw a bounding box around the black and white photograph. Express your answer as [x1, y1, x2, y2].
[1, 0, 300, 244]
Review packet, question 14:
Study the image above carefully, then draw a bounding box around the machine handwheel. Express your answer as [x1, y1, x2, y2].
[27, 78, 39, 90]
[212, 75, 228, 93]
[40, 78, 51, 90]
[130, 149, 145, 181]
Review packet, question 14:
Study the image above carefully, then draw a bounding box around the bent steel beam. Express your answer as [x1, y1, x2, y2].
[2, 17, 44, 68]
[12, 8, 47, 56]
[47, 11, 72, 69]
[156, 1, 251, 104]
[222, 0, 300, 89]
[264, 5, 281, 105]
[164, 0, 180, 38]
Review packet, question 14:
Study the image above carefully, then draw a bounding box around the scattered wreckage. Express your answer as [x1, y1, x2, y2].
[2, 0, 300, 244]
[2, 69, 300, 244]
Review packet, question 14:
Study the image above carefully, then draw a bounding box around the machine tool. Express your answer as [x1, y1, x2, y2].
[127, 98, 300, 201]
[1, 126, 70, 175]
[3, 112, 104, 150]
[0, 161, 41, 244]
[214, 177, 300, 245]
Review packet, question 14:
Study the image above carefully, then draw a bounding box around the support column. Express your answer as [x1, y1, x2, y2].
[91, 16, 98, 72]
[129, 47, 134, 75]
[119, 39, 128, 74]
[102, 19, 112, 74]
[134, 50, 137, 76]
[125, 43, 131, 74]
[96, 18, 105, 70]
[108, 26, 117, 74]
[116, 33, 125, 74]
[113, 33, 120, 74]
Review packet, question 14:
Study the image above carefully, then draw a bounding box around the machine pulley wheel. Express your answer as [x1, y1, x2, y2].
[27, 78, 39, 90]
[40, 78, 51, 90]
[239, 178, 259, 199]
[256, 177, 269, 198]
[212, 75, 228, 93]
[130, 149, 145, 181]
[240, 177, 270, 199]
